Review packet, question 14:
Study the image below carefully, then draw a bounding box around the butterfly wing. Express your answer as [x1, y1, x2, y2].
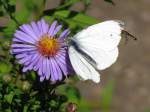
[79, 46, 119, 70]
[73, 20, 124, 51]
[69, 46, 100, 83]
[71, 20, 123, 70]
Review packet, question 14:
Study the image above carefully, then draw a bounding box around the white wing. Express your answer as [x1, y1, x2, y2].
[79, 46, 119, 70]
[72, 20, 123, 70]
[69, 46, 100, 83]
[73, 20, 124, 51]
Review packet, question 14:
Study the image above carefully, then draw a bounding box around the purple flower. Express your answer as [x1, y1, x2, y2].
[11, 19, 74, 82]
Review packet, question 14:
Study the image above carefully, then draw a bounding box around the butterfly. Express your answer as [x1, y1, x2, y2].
[68, 20, 124, 83]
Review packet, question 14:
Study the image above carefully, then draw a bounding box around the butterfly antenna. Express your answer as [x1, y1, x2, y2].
[122, 30, 137, 41]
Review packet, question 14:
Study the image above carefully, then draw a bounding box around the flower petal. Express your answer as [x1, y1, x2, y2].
[48, 21, 57, 37]
[20, 24, 38, 41]
[31, 21, 41, 38]
[59, 29, 70, 40]
[41, 19, 49, 34]
[52, 25, 62, 37]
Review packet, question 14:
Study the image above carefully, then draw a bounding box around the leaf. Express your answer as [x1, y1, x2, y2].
[3, 20, 17, 37]
[44, 10, 100, 29]
[15, 8, 30, 24]
[7, 5, 15, 13]
[4, 109, 12, 112]
[104, 0, 115, 5]
[23, 105, 29, 112]
[4, 91, 14, 104]
[57, 0, 80, 10]
[8, 0, 16, 5]
[56, 85, 81, 103]
[55, 10, 99, 26]
[66, 86, 81, 103]
[100, 80, 115, 110]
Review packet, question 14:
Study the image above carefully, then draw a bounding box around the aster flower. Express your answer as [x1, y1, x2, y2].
[11, 19, 74, 82]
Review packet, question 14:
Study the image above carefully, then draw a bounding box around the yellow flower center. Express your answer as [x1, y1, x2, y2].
[37, 35, 60, 57]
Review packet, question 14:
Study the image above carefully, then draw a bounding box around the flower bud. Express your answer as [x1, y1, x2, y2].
[66, 102, 77, 112]
[22, 81, 31, 91]
[2, 74, 12, 83]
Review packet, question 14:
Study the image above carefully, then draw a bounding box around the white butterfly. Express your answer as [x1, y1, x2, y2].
[68, 20, 124, 83]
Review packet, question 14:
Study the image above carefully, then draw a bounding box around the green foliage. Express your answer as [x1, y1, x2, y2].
[100, 80, 115, 111]
[0, 0, 115, 111]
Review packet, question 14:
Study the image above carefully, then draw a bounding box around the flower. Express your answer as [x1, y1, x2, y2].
[11, 19, 74, 82]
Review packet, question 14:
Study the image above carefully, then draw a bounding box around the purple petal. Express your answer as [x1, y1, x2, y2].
[54, 59, 65, 80]
[40, 76, 45, 82]
[52, 25, 62, 37]
[33, 56, 44, 71]
[12, 47, 37, 54]
[53, 58, 63, 80]
[31, 21, 41, 38]
[38, 65, 43, 76]
[51, 58, 62, 81]
[48, 21, 57, 37]
[54, 56, 68, 76]
[26, 52, 41, 70]
[14, 31, 35, 44]
[37, 21, 43, 37]
[41, 19, 49, 34]
[20, 24, 38, 41]
[16, 53, 27, 59]
[18, 55, 32, 65]
[56, 51, 74, 74]
[58, 29, 70, 40]
[42, 59, 47, 78]
[22, 65, 33, 72]
[49, 59, 58, 81]
[11, 44, 35, 49]
[46, 58, 50, 80]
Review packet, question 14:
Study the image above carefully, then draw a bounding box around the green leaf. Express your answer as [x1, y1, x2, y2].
[23, 105, 29, 112]
[100, 80, 115, 110]
[53, 10, 99, 26]
[15, 8, 30, 24]
[4, 108, 12, 112]
[7, 5, 15, 13]
[4, 91, 14, 104]
[3, 20, 17, 37]
[57, 0, 80, 10]
[44, 9, 99, 31]
[8, 0, 16, 5]
[56, 85, 81, 103]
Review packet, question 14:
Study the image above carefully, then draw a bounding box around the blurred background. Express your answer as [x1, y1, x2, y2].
[0, 0, 150, 112]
